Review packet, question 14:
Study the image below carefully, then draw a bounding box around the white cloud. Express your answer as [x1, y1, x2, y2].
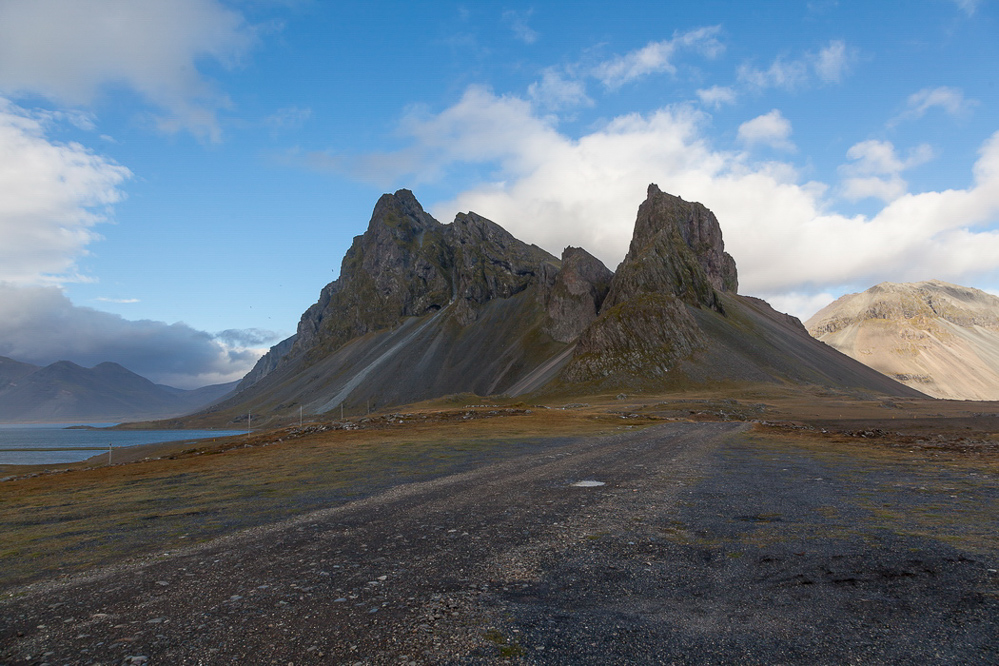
[0, 100, 248, 388]
[738, 40, 855, 90]
[528, 69, 592, 110]
[0, 284, 262, 388]
[503, 9, 539, 44]
[593, 26, 723, 88]
[839, 140, 934, 202]
[737, 110, 795, 151]
[696, 85, 737, 108]
[0, 99, 131, 285]
[0, 0, 256, 141]
[95, 297, 140, 304]
[891, 87, 977, 126]
[738, 57, 810, 91]
[765, 291, 839, 322]
[814, 40, 852, 83]
[346, 86, 999, 319]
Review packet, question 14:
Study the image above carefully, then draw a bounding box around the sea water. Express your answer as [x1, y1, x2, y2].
[0, 424, 245, 466]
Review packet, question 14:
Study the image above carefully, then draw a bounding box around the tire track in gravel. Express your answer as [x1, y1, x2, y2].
[1, 422, 736, 665]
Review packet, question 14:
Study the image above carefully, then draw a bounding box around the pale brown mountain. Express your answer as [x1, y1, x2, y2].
[806, 280, 999, 400]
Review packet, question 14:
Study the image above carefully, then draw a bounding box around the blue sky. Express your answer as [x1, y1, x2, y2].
[0, 0, 996, 387]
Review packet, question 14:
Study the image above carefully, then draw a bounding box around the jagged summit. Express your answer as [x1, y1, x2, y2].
[195, 185, 918, 427]
[620, 184, 738, 297]
[807, 280, 999, 400]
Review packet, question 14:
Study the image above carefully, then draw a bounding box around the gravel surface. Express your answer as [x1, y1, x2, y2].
[2, 422, 998, 664]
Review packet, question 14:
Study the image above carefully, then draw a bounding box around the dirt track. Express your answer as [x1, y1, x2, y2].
[2, 421, 998, 664]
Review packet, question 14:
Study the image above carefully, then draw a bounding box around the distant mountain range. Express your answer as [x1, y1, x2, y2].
[184, 185, 918, 428]
[0, 357, 236, 423]
[806, 280, 999, 400]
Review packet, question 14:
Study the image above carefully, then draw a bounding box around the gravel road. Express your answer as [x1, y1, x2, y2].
[2, 422, 998, 665]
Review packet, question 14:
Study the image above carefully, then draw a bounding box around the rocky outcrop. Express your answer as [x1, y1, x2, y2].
[562, 293, 703, 384]
[447, 212, 558, 325]
[541, 247, 613, 343]
[242, 190, 562, 396]
[602, 184, 737, 313]
[293, 190, 454, 357]
[561, 185, 736, 385]
[235, 334, 297, 392]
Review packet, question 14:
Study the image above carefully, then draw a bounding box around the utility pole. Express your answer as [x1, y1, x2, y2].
[299, 405, 303, 427]
[247, 413, 251, 434]
[108, 442, 112, 465]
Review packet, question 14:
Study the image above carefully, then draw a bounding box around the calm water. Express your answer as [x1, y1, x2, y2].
[0, 424, 245, 465]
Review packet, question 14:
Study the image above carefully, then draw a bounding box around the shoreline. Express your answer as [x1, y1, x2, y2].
[0, 429, 247, 476]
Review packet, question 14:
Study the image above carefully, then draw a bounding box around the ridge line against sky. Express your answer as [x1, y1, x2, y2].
[0, 0, 996, 388]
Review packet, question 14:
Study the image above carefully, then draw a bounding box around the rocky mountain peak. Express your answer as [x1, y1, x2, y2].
[602, 185, 737, 313]
[366, 189, 440, 236]
[542, 247, 614, 343]
[631, 184, 738, 293]
[268, 192, 561, 369]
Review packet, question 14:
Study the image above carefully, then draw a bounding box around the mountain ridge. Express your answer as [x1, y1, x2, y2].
[190, 185, 920, 428]
[0, 357, 237, 423]
[806, 279, 999, 400]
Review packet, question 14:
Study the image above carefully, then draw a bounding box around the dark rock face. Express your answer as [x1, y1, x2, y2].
[447, 211, 558, 326]
[603, 184, 737, 312]
[260, 190, 559, 377]
[562, 293, 703, 384]
[561, 184, 737, 385]
[293, 190, 454, 357]
[235, 334, 297, 392]
[542, 247, 614, 343]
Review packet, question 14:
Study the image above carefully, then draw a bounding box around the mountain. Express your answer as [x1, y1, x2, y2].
[193, 185, 918, 427]
[805, 280, 999, 400]
[554, 186, 919, 395]
[0, 358, 237, 423]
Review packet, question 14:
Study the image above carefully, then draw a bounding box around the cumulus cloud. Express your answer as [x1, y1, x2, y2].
[838, 140, 934, 202]
[891, 87, 977, 126]
[737, 110, 795, 151]
[0, 99, 131, 285]
[527, 69, 592, 110]
[592, 27, 724, 88]
[696, 85, 737, 109]
[0, 284, 263, 388]
[0, 0, 256, 141]
[340, 85, 999, 320]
